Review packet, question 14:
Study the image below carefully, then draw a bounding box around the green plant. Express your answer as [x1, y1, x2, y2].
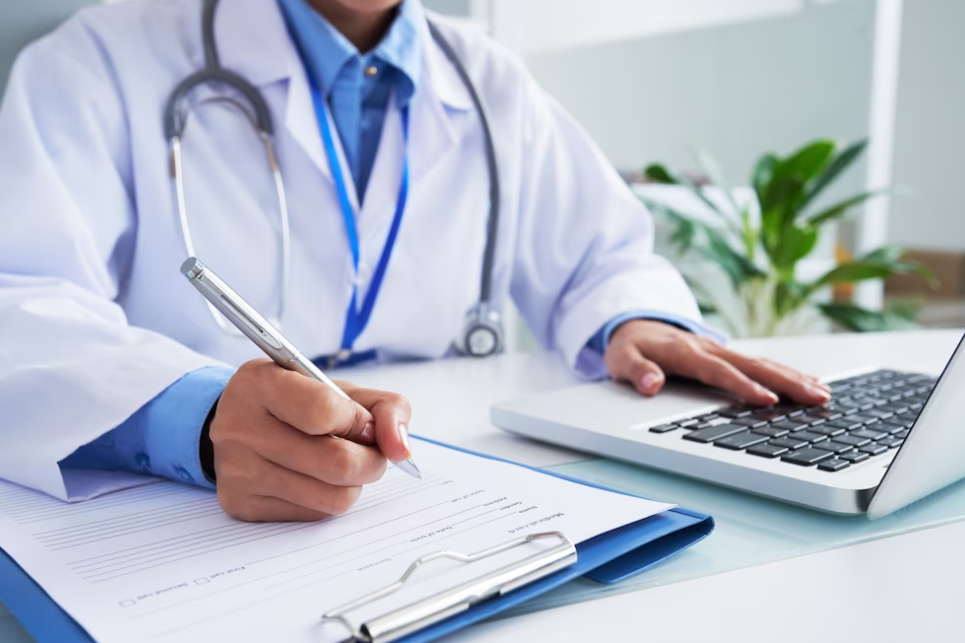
[641, 139, 932, 337]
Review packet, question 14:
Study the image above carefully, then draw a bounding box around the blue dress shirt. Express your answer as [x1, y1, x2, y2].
[277, 0, 422, 202]
[61, 0, 718, 487]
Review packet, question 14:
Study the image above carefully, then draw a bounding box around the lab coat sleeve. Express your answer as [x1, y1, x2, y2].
[510, 76, 716, 379]
[0, 35, 223, 501]
[61, 367, 235, 489]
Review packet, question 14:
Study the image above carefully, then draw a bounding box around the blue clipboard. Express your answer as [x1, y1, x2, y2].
[0, 438, 714, 643]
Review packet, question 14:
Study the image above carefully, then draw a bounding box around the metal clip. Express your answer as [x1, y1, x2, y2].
[320, 531, 577, 643]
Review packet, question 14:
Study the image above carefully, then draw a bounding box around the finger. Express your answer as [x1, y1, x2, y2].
[250, 423, 388, 486]
[261, 367, 373, 441]
[708, 348, 831, 405]
[342, 387, 414, 462]
[604, 342, 667, 396]
[677, 352, 780, 406]
[756, 358, 829, 391]
[221, 494, 330, 523]
[252, 458, 363, 516]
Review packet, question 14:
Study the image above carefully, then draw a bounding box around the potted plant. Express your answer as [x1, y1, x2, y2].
[639, 138, 932, 337]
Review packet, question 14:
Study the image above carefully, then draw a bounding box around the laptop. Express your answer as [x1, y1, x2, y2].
[491, 333, 965, 519]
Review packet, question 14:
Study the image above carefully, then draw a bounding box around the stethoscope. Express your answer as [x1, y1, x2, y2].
[165, 0, 504, 360]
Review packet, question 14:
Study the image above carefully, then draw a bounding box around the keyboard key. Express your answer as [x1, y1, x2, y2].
[747, 443, 789, 458]
[801, 415, 828, 426]
[840, 451, 871, 464]
[896, 429, 910, 439]
[814, 441, 854, 454]
[850, 429, 887, 441]
[881, 404, 909, 414]
[683, 423, 747, 444]
[714, 432, 770, 450]
[695, 413, 721, 423]
[879, 421, 908, 434]
[752, 425, 791, 438]
[865, 409, 895, 421]
[810, 424, 847, 437]
[782, 448, 833, 466]
[771, 420, 807, 432]
[695, 417, 732, 429]
[818, 458, 851, 472]
[859, 443, 889, 456]
[733, 417, 769, 428]
[804, 408, 842, 422]
[824, 418, 864, 431]
[752, 408, 787, 422]
[678, 418, 700, 428]
[880, 438, 904, 449]
[790, 430, 828, 443]
[768, 437, 808, 451]
[848, 414, 879, 425]
[832, 434, 871, 448]
[719, 407, 753, 419]
[649, 423, 680, 434]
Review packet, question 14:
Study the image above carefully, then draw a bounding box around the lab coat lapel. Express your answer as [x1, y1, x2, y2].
[357, 16, 473, 250]
[216, 0, 340, 188]
[216, 2, 474, 251]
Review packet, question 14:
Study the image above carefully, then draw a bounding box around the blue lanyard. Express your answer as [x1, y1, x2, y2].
[310, 84, 410, 356]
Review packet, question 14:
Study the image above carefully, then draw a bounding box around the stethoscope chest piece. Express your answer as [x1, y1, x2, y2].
[457, 303, 504, 357]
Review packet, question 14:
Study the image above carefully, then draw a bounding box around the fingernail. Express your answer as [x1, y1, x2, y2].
[362, 422, 375, 440]
[640, 373, 663, 392]
[808, 384, 832, 400]
[397, 423, 411, 456]
[757, 386, 780, 404]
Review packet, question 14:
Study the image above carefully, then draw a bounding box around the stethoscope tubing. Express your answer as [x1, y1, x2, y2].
[165, 0, 500, 351]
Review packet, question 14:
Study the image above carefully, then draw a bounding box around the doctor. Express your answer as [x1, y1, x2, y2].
[0, 0, 830, 521]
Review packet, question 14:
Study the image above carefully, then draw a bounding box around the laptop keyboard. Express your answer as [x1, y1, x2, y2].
[648, 369, 937, 472]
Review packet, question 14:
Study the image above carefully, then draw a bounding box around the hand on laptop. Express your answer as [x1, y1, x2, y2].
[604, 320, 832, 406]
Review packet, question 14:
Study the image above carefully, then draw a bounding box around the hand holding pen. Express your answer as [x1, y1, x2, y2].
[181, 258, 420, 523]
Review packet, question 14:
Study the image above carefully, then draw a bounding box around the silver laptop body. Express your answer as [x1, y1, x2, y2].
[491, 334, 965, 519]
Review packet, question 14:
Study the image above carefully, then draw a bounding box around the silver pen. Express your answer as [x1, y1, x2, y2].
[180, 257, 421, 479]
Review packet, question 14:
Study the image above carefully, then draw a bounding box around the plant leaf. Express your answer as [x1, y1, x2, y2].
[653, 202, 765, 288]
[770, 225, 819, 275]
[774, 280, 808, 319]
[818, 303, 919, 332]
[643, 164, 680, 184]
[799, 139, 868, 213]
[752, 153, 778, 204]
[806, 247, 935, 299]
[703, 230, 767, 289]
[760, 139, 836, 214]
[805, 190, 886, 227]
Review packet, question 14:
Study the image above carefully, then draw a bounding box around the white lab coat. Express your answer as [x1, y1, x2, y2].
[0, 0, 702, 501]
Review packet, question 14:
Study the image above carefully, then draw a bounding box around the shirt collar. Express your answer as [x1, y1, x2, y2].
[276, 0, 423, 103]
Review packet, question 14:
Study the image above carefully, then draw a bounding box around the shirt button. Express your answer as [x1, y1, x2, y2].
[365, 65, 378, 77]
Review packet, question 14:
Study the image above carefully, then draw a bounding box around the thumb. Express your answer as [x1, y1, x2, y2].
[606, 345, 667, 397]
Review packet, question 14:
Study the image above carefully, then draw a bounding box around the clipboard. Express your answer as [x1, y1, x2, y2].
[0, 439, 715, 643]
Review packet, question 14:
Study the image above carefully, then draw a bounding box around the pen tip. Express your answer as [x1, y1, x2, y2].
[396, 459, 421, 479]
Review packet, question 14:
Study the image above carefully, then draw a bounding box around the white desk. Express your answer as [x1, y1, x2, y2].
[2, 329, 962, 643]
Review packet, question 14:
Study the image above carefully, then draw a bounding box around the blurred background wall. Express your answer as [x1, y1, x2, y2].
[2, 0, 963, 335]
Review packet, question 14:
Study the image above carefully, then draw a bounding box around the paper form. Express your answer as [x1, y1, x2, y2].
[0, 441, 672, 643]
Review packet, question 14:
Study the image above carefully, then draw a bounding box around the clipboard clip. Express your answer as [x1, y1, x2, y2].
[320, 531, 577, 643]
